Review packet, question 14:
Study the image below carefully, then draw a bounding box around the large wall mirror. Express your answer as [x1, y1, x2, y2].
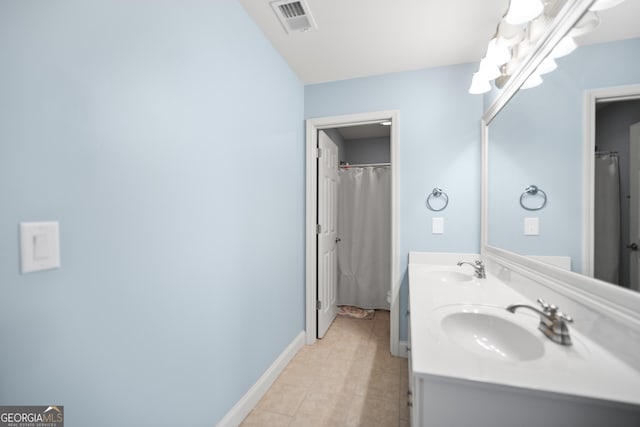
[483, 0, 640, 297]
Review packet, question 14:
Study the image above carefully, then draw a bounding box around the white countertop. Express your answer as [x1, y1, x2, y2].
[408, 256, 640, 407]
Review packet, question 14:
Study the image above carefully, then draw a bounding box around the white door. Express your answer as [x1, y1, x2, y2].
[629, 122, 640, 291]
[317, 130, 339, 338]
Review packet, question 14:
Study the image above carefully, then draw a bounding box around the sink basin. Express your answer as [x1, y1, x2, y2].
[440, 308, 545, 362]
[423, 271, 473, 283]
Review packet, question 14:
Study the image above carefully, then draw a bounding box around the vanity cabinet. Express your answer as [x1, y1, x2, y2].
[407, 252, 640, 427]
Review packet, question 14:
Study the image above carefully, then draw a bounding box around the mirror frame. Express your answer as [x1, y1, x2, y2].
[480, 0, 640, 324]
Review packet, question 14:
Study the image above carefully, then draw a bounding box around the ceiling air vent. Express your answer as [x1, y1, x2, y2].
[270, 0, 317, 34]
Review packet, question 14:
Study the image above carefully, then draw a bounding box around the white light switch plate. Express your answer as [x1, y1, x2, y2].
[20, 222, 61, 273]
[524, 217, 539, 235]
[432, 217, 444, 234]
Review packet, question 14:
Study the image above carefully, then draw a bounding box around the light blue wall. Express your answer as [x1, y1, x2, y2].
[487, 37, 640, 273]
[306, 65, 484, 339]
[0, 1, 304, 425]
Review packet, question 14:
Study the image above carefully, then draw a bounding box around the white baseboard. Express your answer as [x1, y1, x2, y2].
[398, 340, 408, 358]
[216, 331, 305, 427]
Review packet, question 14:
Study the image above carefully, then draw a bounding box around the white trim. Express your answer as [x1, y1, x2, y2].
[305, 110, 401, 356]
[481, 120, 489, 253]
[483, 245, 640, 327]
[398, 340, 409, 358]
[216, 332, 305, 427]
[583, 84, 640, 277]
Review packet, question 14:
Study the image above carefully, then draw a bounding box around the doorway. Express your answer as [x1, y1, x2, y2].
[585, 85, 640, 291]
[305, 111, 400, 356]
[318, 125, 391, 339]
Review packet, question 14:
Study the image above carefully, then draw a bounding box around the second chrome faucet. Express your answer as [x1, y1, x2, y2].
[507, 298, 573, 346]
[457, 260, 486, 279]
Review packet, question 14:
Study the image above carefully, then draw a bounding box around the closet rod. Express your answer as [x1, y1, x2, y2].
[339, 162, 391, 168]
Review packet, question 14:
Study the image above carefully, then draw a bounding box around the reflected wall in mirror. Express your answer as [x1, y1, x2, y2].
[487, 3, 640, 291]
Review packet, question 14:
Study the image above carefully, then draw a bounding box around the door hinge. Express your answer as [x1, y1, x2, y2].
[316, 224, 322, 234]
[316, 147, 322, 158]
[316, 300, 322, 310]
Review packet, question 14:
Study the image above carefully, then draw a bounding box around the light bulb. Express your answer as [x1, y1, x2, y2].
[505, 0, 544, 25]
[469, 73, 491, 95]
[537, 56, 557, 75]
[497, 19, 525, 47]
[570, 11, 600, 38]
[551, 36, 577, 59]
[487, 38, 512, 66]
[479, 58, 501, 80]
[590, 0, 625, 12]
[521, 72, 543, 89]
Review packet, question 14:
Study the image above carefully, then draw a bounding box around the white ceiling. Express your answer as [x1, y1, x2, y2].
[239, 0, 640, 85]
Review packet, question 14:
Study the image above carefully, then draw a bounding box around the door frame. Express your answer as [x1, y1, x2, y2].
[305, 110, 400, 356]
[583, 84, 640, 276]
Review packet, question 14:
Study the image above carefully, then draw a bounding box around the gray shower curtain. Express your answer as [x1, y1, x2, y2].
[594, 153, 621, 284]
[337, 166, 391, 309]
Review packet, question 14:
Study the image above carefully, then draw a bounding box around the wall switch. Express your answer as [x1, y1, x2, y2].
[524, 217, 539, 236]
[20, 222, 60, 273]
[33, 233, 50, 260]
[432, 217, 444, 234]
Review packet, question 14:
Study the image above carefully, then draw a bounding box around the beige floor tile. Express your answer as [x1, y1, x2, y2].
[275, 363, 318, 388]
[295, 342, 332, 363]
[242, 310, 407, 426]
[346, 394, 400, 427]
[256, 382, 308, 416]
[315, 355, 353, 379]
[293, 390, 353, 425]
[240, 409, 292, 426]
[327, 337, 362, 361]
[353, 370, 401, 402]
[312, 373, 358, 395]
[372, 350, 404, 375]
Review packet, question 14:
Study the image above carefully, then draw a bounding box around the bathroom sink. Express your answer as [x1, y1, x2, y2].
[440, 307, 545, 362]
[423, 271, 473, 283]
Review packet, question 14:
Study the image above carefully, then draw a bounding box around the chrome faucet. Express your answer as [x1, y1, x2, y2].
[457, 260, 486, 279]
[506, 298, 573, 346]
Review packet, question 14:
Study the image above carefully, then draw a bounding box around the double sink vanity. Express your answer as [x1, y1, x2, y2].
[403, 2, 640, 425]
[407, 252, 640, 426]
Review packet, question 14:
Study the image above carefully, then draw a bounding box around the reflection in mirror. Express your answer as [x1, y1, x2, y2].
[487, 2, 640, 291]
[594, 100, 640, 289]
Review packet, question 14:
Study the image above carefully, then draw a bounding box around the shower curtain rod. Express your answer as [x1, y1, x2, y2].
[339, 162, 391, 168]
[595, 150, 619, 156]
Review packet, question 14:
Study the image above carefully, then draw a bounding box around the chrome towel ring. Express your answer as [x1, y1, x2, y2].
[520, 185, 547, 211]
[426, 187, 449, 212]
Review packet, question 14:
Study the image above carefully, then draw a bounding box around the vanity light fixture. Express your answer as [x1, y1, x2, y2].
[551, 35, 577, 59]
[504, 0, 544, 25]
[537, 56, 557, 75]
[469, 72, 492, 94]
[479, 57, 502, 80]
[486, 38, 512, 66]
[469, 72, 491, 95]
[467, 0, 625, 95]
[569, 11, 600, 37]
[521, 72, 543, 89]
[590, 0, 625, 11]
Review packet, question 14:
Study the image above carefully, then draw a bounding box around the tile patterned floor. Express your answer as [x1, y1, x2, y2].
[241, 310, 409, 427]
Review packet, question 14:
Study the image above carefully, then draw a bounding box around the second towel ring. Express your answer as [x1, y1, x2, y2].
[520, 185, 547, 211]
[426, 188, 449, 212]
